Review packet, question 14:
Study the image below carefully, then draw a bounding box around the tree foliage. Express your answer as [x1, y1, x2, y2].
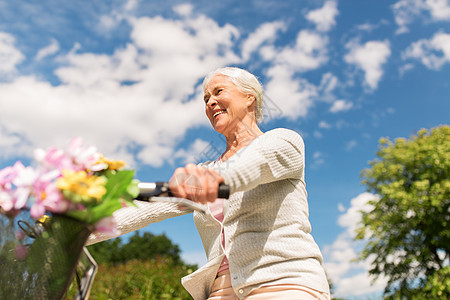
[65, 257, 194, 299]
[356, 125, 450, 297]
[87, 231, 184, 266]
[65, 231, 198, 299]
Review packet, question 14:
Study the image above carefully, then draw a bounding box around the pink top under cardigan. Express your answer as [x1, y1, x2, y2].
[208, 198, 229, 274]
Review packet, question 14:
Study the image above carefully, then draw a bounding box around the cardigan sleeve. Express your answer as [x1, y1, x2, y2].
[212, 128, 305, 194]
[86, 199, 191, 245]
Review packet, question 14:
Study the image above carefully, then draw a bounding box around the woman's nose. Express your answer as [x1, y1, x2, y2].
[208, 97, 217, 108]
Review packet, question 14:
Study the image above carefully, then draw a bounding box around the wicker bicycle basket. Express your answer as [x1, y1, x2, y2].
[0, 211, 92, 300]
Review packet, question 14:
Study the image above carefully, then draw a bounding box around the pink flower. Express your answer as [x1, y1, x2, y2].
[12, 164, 38, 210]
[42, 183, 71, 213]
[35, 137, 100, 172]
[0, 162, 36, 212]
[30, 173, 67, 219]
[0, 163, 18, 213]
[13, 188, 31, 210]
[30, 202, 46, 219]
[34, 147, 66, 171]
[15, 230, 26, 240]
[35, 146, 75, 172]
[14, 244, 29, 260]
[67, 137, 100, 170]
[94, 216, 121, 237]
[1, 137, 133, 235]
[0, 190, 14, 212]
[0, 165, 16, 187]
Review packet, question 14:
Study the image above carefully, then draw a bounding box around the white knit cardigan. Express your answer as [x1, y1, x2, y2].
[87, 128, 330, 299]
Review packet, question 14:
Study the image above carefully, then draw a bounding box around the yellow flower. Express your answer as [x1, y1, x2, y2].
[95, 154, 126, 170]
[57, 170, 106, 202]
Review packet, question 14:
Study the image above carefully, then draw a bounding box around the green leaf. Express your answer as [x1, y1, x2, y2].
[102, 170, 136, 203]
[88, 200, 123, 224]
[74, 170, 139, 224]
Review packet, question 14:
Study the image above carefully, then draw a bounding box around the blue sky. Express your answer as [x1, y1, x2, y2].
[1, 0, 449, 298]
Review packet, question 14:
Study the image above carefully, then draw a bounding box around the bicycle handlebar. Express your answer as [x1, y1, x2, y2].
[136, 182, 230, 200]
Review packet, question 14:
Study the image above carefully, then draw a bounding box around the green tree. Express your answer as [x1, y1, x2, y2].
[65, 257, 194, 299]
[121, 231, 182, 265]
[87, 231, 183, 265]
[71, 231, 196, 299]
[356, 126, 450, 298]
[87, 237, 124, 264]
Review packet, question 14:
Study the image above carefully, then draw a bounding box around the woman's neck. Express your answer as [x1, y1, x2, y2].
[221, 121, 263, 162]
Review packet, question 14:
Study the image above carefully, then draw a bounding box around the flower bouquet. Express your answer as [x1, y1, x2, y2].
[0, 138, 139, 299]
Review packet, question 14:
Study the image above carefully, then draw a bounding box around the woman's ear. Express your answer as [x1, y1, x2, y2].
[247, 95, 256, 107]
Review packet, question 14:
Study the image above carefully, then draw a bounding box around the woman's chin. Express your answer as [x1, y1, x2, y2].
[213, 126, 227, 135]
[213, 122, 229, 135]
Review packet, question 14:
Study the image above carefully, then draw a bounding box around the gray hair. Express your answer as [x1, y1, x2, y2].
[203, 67, 264, 122]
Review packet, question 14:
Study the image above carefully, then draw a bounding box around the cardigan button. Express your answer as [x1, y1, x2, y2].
[238, 289, 244, 294]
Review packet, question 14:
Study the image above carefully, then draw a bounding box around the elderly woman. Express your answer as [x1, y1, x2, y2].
[88, 67, 330, 299]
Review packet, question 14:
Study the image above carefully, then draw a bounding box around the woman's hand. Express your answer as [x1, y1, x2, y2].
[169, 164, 224, 204]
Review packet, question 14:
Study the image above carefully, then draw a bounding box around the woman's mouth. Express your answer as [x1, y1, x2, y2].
[213, 110, 226, 118]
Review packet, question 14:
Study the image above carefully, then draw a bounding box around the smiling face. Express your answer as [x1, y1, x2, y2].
[203, 74, 255, 136]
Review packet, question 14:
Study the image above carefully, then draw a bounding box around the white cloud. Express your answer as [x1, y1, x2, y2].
[241, 21, 286, 61]
[329, 99, 353, 113]
[425, 0, 450, 21]
[173, 3, 194, 17]
[313, 131, 323, 139]
[260, 29, 329, 120]
[344, 40, 391, 90]
[392, 0, 427, 34]
[426, 0, 450, 20]
[0, 12, 240, 167]
[306, 0, 339, 32]
[258, 28, 329, 72]
[174, 139, 213, 165]
[98, 15, 121, 31]
[35, 38, 60, 61]
[337, 193, 378, 236]
[356, 19, 389, 32]
[336, 270, 387, 297]
[276, 30, 329, 72]
[0, 7, 330, 167]
[323, 192, 387, 298]
[259, 45, 278, 61]
[356, 23, 378, 32]
[399, 62, 415, 76]
[264, 64, 317, 120]
[318, 72, 339, 103]
[392, 0, 450, 34]
[311, 151, 325, 167]
[0, 32, 25, 79]
[345, 140, 358, 151]
[402, 31, 450, 70]
[0, 126, 29, 158]
[124, 0, 139, 11]
[318, 120, 331, 129]
[319, 72, 338, 95]
[97, 0, 138, 32]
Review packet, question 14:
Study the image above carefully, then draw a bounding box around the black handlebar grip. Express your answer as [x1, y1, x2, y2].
[217, 183, 230, 199]
[137, 182, 230, 200]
